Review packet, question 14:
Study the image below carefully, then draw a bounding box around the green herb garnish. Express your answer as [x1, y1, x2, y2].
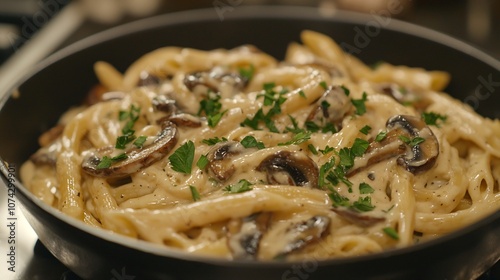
[319, 81, 328, 90]
[359, 182, 375, 194]
[399, 135, 425, 147]
[202, 137, 228, 146]
[383, 227, 399, 240]
[196, 154, 209, 169]
[96, 153, 128, 169]
[223, 179, 253, 194]
[422, 112, 447, 127]
[169, 141, 195, 174]
[351, 92, 368, 116]
[238, 64, 255, 81]
[240, 135, 265, 149]
[375, 131, 387, 142]
[352, 196, 375, 212]
[133, 136, 147, 148]
[189, 185, 201, 201]
[278, 130, 312, 146]
[359, 125, 371, 135]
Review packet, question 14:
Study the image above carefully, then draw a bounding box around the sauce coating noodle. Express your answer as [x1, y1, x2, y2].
[21, 30, 500, 260]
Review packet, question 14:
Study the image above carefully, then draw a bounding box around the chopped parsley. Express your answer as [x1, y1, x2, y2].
[352, 196, 375, 212]
[319, 157, 336, 188]
[278, 130, 312, 146]
[359, 182, 375, 194]
[351, 138, 369, 157]
[202, 137, 228, 146]
[359, 125, 372, 135]
[422, 112, 447, 127]
[383, 227, 400, 240]
[375, 131, 387, 142]
[223, 179, 253, 194]
[240, 135, 265, 149]
[189, 185, 201, 201]
[319, 81, 328, 90]
[168, 140, 195, 174]
[96, 153, 128, 169]
[238, 64, 255, 81]
[399, 135, 425, 147]
[196, 154, 209, 169]
[308, 144, 318, 155]
[133, 136, 147, 148]
[241, 82, 286, 133]
[329, 190, 351, 207]
[115, 105, 146, 150]
[198, 91, 225, 127]
[298, 90, 307, 99]
[351, 92, 368, 116]
[341, 85, 350, 96]
[319, 145, 335, 155]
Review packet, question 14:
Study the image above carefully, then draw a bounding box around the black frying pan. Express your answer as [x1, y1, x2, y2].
[0, 6, 498, 280]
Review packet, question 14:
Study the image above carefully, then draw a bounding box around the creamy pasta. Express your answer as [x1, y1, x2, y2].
[21, 30, 500, 260]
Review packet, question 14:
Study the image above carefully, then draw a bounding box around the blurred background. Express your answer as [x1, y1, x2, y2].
[0, 0, 498, 279]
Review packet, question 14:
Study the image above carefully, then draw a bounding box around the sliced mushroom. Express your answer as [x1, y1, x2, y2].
[331, 208, 385, 227]
[206, 141, 249, 182]
[306, 85, 353, 131]
[273, 215, 330, 259]
[168, 113, 202, 128]
[378, 83, 430, 111]
[85, 85, 126, 106]
[184, 67, 248, 96]
[82, 122, 178, 178]
[256, 151, 319, 188]
[152, 95, 178, 115]
[226, 212, 272, 260]
[38, 124, 65, 147]
[30, 140, 61, 166]
[349, 114, 439, 175]
[138, 70, 161, 87]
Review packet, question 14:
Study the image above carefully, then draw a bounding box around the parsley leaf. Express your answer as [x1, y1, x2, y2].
[96, 153, 128, 169]
[196, 154, 209, 169]
[341, 85, 350, 96]
[240, 135, 265, 149]
[359, 125, 371, 135]
[189, 185, 201, 201]
[338, 147, 355, 169]
[319, 157, 336, 188]
[133, 136, 147, 148]
[375, 131, 387, 142]
[319, 81, 328, 90]
[352, 196, 375, 212]
[359, 182, 375, 194]
[298, 90, 306, 99]
[169, 141, 195, 174]
[223, 179, 253, 193]
[202, 137, 228, 146]
[351, 92, 368, 115]
[383, 227, 399, 240]
[278, 130, 312, 146]
[308, 144, 318, 155]
[399, 135, 425, 147]
[329, 190, 350, 207]
[422, 112, 447, 127]
[351, 138, 369, 157]
[238, 64, 255, 82]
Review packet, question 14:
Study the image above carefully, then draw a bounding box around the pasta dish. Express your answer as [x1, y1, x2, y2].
[20, 31, 500, 260]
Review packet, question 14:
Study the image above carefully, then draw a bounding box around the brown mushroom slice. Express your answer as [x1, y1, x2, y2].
[38, 124, 65, 147]
[82, 122, 178, 178]
[206, 141, 249, 182]
[331, 207, 385, 227]
[30, 140, 62, 166]
[306, 85, 353, 131]
[378, 83, 431, 111]
[168, 113, 202, 128]
[256, 151, 319, 188]
[152, 95, 178, 115]
[226, 212, 272, 260]
[183, 67, 248, 95]
[350, 114, 439, 175]
[273, 215, 330, 259]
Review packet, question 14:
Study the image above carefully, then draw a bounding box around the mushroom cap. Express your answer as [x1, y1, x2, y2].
[82, 122, 178, 178]
[256, 150, 319, 188]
